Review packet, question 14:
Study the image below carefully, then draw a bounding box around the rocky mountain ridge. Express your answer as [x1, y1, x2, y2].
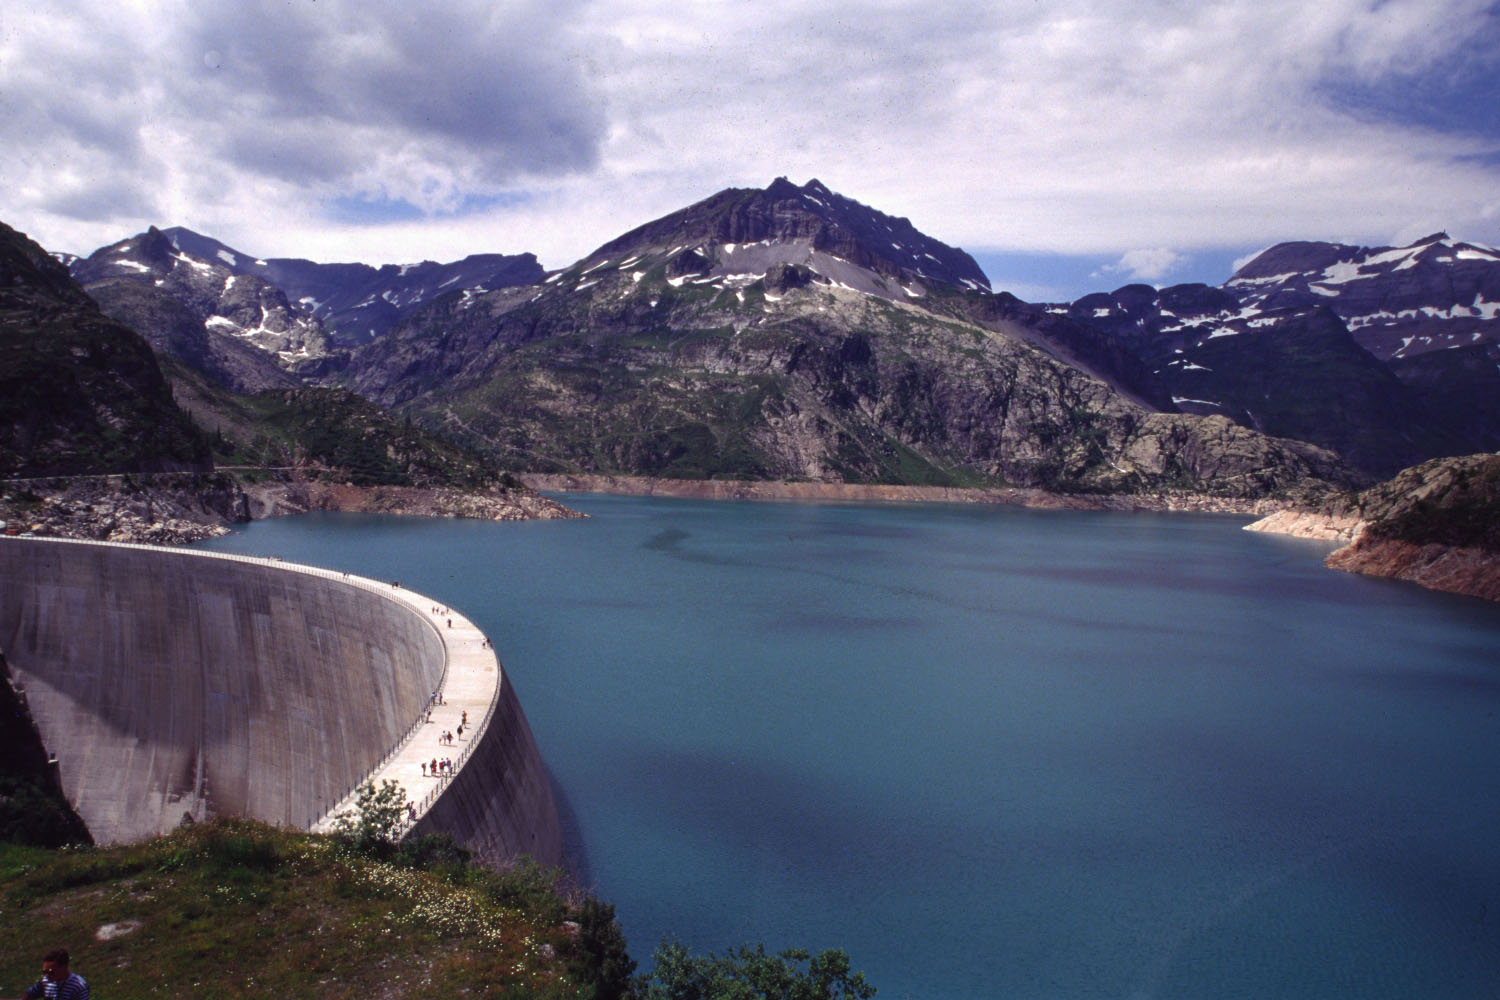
[0, 222, 211, 478]
[582, 176, 992, 300]
[74, 226, 332, 362]
[156, 226, 545, 347]
[3, 220, 578, 538]
[52, 179, 1500, 505]
[1227, 233, 1500, 361]
[67, 226, 549, 391]
[1058, 233, 1500, 478]
[343, 179, 1356, 501]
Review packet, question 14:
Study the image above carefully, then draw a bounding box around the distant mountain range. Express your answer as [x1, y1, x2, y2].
[338, 178, 1351, 498]
[0, 223, 521, 491]
[18, 176, 1500, 498]
[1057, 233, 1500, 477]
[69, 225, 542, 357]
[1226, 233, 1500, 361]
[156, 226, 543, 347]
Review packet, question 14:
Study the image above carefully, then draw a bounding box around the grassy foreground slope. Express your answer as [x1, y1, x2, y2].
[0, 819, 875, 999]
[0, 820, 625, 999]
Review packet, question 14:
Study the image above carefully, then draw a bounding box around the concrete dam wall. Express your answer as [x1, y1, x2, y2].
[410, 677, 562, 865]
[0, 537, 562, 865]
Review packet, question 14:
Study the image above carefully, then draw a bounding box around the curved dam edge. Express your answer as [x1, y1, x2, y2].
[0, 536, 562, 866]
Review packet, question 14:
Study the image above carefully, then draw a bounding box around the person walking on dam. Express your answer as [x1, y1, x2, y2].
[17, 947, 90, 999]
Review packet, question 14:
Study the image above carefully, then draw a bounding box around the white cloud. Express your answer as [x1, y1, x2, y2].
[1, 0, 1496, 271]
[1231, 249, 1270, 274]
[1100, 249, 1187, 283]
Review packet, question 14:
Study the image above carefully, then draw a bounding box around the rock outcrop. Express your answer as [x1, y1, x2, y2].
[236, 479, 581, 522]
[0, 475, 245, 544]
[0, 223, 212, 478]
[1325, 538, 1500, 602]
[1248, 452, 1500, 601]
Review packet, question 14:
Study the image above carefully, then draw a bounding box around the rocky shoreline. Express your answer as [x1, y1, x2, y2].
[528, 470, 1500, 604]
[1241, 508, 1363, 543]
[235, 478, 582, 523]
[1244, 453, 1500, 603]
[520, 472, 1290, 516]
[1, 472, 582, 546]
[1325, 538, 1500, 602]
[16, 463, 1493, 605]
[1249, 507, 1500, 603]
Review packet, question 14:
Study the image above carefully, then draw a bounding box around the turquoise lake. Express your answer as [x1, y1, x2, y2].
[199, 494, 1500, 999]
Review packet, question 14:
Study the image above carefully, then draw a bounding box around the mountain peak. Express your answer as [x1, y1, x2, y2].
[765, 175, 802, 199]
[583, 177, 990, 294]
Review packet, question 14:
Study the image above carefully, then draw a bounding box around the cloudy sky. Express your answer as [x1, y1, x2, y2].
[4, 0, 1498, 300]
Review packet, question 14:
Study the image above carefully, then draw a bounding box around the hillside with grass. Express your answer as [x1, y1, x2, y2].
[0, 817, 876, 999]
[0, 819, 631, 999]
[171, 372, 516, 490]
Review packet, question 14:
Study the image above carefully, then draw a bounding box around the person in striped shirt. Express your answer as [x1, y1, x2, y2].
[18, 948, 89, 1000]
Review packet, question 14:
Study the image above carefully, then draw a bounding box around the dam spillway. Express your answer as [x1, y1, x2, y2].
[0, 536, 561, 865]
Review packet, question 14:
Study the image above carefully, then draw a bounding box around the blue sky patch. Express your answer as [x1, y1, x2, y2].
[325, 191, 530, 225]
[972, 246, 1266, 303]
[1317, 29, 1500, 140]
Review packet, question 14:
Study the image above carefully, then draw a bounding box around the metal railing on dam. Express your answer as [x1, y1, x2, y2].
[0, 535, 562, 864]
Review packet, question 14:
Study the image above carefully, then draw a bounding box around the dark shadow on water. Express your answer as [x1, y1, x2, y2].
[643, 528, 690, 551]
[775, 610, 924, 632]
[609, 740, 996, 885]
[566, 596, 654, 612]
[548, 764, 592, 886]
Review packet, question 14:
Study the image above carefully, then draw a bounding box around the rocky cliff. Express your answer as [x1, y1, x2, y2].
[0, 223, 211, 478]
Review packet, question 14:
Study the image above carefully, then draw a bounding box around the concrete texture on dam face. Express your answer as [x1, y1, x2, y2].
[0, 537, 562, 865]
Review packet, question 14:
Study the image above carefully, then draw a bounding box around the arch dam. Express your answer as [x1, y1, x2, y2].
[0, 536, 562, 866]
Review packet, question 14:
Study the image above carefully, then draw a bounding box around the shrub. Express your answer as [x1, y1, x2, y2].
[331, 779, 408, 853]
[567, 897, 636, 1000]
[636, 940, 876, 1000]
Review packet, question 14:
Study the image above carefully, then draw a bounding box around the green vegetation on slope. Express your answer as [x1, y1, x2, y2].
[164, 361, 515, 489]
[0, 819, 625, 999]
[0, 819, 879, 999]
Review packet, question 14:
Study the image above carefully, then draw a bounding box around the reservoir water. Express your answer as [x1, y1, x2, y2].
[198, 494, 1500, 998]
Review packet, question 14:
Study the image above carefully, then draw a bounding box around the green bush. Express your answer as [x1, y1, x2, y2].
[636, 940, 876, 1000]
[330, 779, 408, 853]
[567, 897, 636, 1000]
